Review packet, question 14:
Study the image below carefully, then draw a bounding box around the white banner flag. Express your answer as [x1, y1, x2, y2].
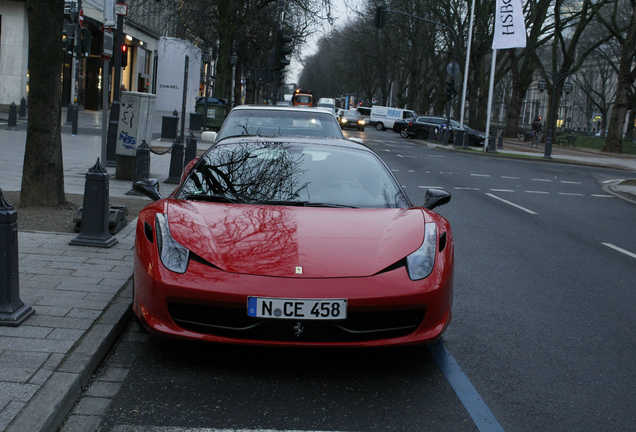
[492, 0, 527, 49]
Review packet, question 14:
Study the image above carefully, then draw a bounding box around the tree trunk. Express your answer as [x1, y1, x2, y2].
[603, 11, 635, 152]
[20, 0, 65, 208]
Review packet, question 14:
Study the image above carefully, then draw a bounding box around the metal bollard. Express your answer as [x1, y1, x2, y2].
[455, 130, 465, 147]
[126, 140, 153, 195]
[71, 104, 79, 135]
[184, 132, 197, 166]
[70, 158, 118, 248]
[8, 103, 17, 128]
[0, 188, 34, 326]
[66, 103, 74, 123]
[18, 98, 27, 118]
[165, 137, 184, 184]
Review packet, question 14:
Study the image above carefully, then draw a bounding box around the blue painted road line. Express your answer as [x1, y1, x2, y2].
[429, 340, 505, 432]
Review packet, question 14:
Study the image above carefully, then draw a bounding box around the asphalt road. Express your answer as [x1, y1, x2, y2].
[91, 128, 636, 432]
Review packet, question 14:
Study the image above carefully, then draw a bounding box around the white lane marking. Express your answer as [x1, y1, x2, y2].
[525, 190, 549, 194]
[591, 194, 614, 198]
[454, 187, 480, 191]
[560, 180, 582, 184]
[425, 170, 431, 174]
[501, 176, 520, 179]
[490, 188, 514, 192]
[558, 192, 584, 197]
[396, 154, 405, 158]
[391, 169, 400, 172]
[418, 185, 445, 189]
[602, 243, 636, 260]
[440, 171, 454, 174]
[486, 193, 538, 215]
[382, 149, 391, 152]
[602, 178, 623, 184]
[470, 173, 491, 177]
[408, 169, 415, 173]
[531, 178, 552, 182]
[112, 427, 345, 432]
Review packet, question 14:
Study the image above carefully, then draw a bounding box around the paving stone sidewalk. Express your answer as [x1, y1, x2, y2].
[0, 221, 137, 432]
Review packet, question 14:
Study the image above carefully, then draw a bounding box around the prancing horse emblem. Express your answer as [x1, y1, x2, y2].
[293, 321, 304, 337]
[295, 266, 303, 274]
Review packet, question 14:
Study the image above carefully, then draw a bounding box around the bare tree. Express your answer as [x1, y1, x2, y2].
[597, 0, 636, 152]
[20, 0, 65, 207]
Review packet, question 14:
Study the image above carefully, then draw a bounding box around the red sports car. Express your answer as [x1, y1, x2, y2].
[133, 136, 453, 347]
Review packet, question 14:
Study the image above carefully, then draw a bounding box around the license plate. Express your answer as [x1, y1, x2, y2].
[247, 297, 347, 320]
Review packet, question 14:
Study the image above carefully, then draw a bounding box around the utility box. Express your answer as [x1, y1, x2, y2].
[116, 91, 156, 157]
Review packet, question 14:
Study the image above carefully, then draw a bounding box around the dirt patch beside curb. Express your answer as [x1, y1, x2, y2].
[3, 190, 150, 233]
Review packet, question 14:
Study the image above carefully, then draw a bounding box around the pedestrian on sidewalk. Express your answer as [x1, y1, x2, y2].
[531, 116, 542, 148]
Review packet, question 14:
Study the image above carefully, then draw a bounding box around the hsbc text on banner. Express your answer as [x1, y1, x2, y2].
[492, 0, 527, 49]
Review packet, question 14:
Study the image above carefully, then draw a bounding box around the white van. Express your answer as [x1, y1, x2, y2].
[370, 106, 416, 130]
[317, 98, 336, 112]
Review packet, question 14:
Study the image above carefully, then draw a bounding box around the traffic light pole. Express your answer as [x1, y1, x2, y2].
[106, 8, 125, 167]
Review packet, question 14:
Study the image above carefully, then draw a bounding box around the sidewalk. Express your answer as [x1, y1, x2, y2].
[0, 128, 198, 431]
[0, 128, 210, 198]
[1, 226, 135, 432]
[424, 138, 636, 172]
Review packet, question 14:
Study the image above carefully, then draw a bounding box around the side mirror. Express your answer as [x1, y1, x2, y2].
[201, 131, 217, 143]
[424, 188, 451, 210]
[181, 156, 200, 184]
[133, 180, 161, 201]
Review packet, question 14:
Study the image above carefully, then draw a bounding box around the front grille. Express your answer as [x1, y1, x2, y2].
[168, 302, 425, 342]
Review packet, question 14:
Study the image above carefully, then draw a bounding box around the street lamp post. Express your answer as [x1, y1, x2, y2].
[106, 2, 126, 167]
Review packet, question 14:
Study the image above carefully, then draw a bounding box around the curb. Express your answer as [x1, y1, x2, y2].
[428, 142, 636, 172]
[5, 279, 133, 432]
[604, 181, 636, 206]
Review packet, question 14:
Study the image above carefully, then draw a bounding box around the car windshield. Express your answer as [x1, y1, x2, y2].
[179, 142, 409, 208]
[293, 95, 312, 104]
[216, 109, 344, 141]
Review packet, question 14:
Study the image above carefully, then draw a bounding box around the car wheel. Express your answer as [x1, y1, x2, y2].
[400, 129, 409, 138]
[376, 122, 384, 131]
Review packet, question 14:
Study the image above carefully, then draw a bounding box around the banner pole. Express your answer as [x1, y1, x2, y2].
[460, 0, 476, 128]
[484, 49, 497, 152]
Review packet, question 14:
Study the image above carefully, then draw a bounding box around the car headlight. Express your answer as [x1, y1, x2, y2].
[341, 118, 348, 124]
[406, 223, 437, 280]
[155, 213, 189, 273]
[357, 119, 365, 125]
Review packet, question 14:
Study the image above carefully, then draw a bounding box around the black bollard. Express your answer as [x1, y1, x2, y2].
[455, 130, 465, 147]
[66, 103, 74, 123]
[70, 159, 118, 248]
[18, 98, 27, 118]
[126, 140, 158, 195]
[8, 103, 17, 128]
[0, 188, 34, 326]
[184, 132, 197, 166]
[71, 104, 79, 135]
[165, 137, 184, 184]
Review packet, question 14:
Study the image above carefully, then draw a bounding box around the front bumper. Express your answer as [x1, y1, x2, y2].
[134, 255, 453, 348]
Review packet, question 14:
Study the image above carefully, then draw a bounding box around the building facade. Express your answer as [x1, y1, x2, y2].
[0, 0, 29, 109]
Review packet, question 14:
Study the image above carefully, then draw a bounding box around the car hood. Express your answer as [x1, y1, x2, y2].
[166, 199, 426, 278]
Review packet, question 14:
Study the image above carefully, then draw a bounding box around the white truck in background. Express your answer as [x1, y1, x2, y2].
[370, 105, 416, 130]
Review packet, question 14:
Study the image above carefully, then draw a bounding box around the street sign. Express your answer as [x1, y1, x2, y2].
[103, 29, 114, 58]
[115, 3, 128, 16]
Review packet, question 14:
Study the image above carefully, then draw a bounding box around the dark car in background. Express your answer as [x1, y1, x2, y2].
[339, 109, 367, 131]
[403, 116, 485, 145]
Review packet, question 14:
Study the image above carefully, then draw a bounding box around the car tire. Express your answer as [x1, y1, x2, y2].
[400, 129, 409, 138]
[376, 122, 384, 131]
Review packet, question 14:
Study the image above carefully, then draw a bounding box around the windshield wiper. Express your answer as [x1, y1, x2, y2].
[184, 194, 240, 203]
[258, 200, 358, 208]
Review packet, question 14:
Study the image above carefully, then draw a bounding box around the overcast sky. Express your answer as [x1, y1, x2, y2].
[287, 0, 363, 84]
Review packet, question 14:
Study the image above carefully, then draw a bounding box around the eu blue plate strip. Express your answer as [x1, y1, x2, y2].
[429, 341, 505, 432]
